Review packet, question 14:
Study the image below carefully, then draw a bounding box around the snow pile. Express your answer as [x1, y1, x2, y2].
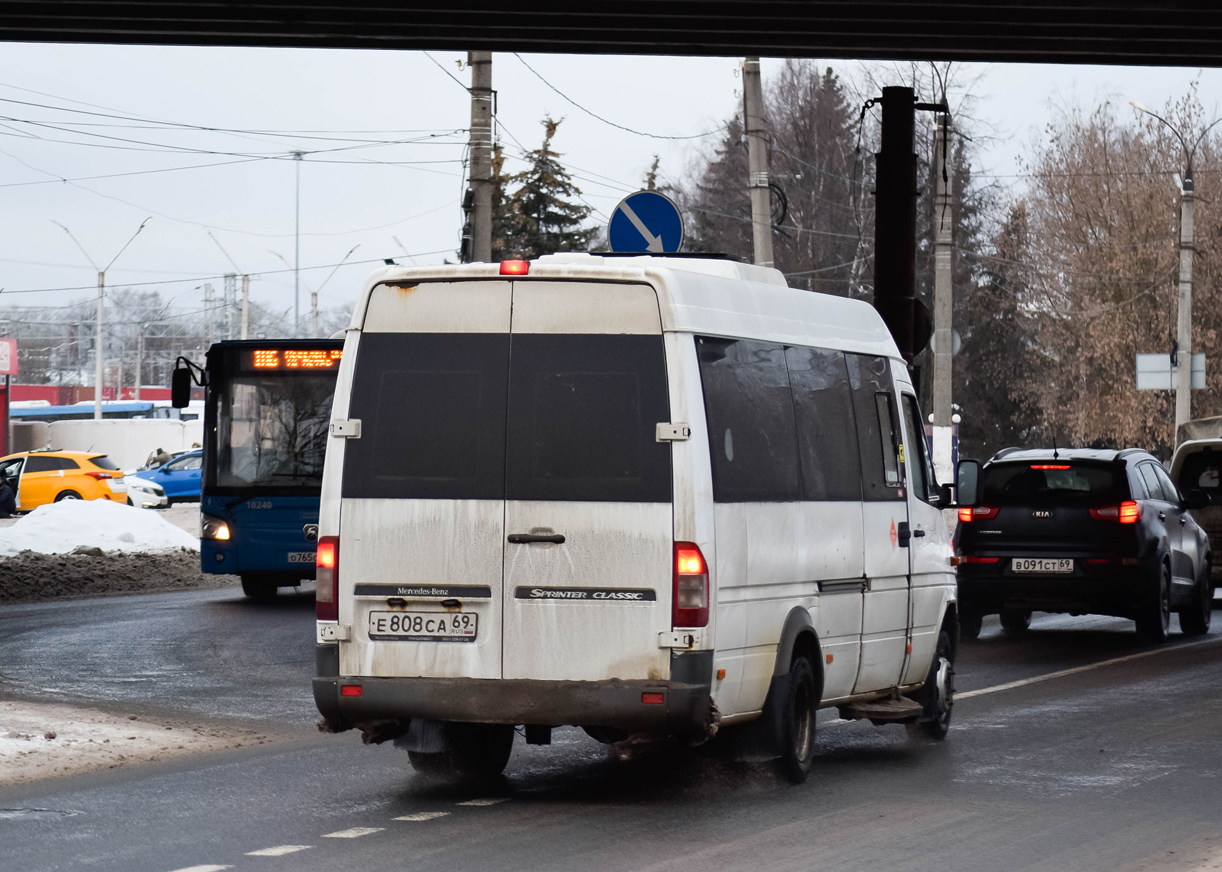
[0, 499, 198, 557]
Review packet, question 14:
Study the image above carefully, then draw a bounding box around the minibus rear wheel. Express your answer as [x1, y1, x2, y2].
[240, 573, 278, 601]
[408, 722, 514, 780]
[778, 656, 817, 784]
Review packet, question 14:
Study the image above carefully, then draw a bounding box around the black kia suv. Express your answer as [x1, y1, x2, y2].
[954, 448, 1212, 642]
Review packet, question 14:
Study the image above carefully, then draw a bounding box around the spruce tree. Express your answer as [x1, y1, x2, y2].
[498, 117, 594, 260]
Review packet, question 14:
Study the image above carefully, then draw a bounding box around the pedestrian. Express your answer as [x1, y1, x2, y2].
[0, 477, 15, 519]
[150, 447, 171, 467]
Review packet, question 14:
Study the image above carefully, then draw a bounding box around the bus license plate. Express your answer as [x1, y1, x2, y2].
[287, 552, 315, 564]
[1012, 558, 1073, 574]
[368, 611, 478, 642]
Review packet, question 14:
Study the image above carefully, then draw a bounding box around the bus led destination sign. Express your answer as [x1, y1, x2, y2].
[251, 349, 343, 370]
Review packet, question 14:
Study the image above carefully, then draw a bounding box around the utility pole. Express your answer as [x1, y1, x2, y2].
[311, 245, 360, 338]
[468, 52, 493, 263]
[135, 324, 147, 401]
[742, 57, 774, 268]
[1175, 172, 1195, 431]
[293, 151, 304, 336]
[931, 112, 955, 483]
[208, 230, 251, 340]
[53, 217, 149, 419]
[204, 283, 215, 348]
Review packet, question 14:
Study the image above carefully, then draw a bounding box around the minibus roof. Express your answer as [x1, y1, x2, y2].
[351, 254, 902, 360]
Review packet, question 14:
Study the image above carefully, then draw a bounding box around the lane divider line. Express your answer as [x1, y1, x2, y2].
[168, 866, 232, 872]
[245, 845, 315, 857]
[322, 827, 384, 839]
[957, 634, 1222, 701]
[456, 798, 508, 807]
[394, 812, 450, 821]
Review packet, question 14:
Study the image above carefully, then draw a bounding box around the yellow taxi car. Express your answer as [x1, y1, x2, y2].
[0, 450, 127, 511]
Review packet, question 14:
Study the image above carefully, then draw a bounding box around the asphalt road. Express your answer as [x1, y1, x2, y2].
[3, 592, 1222, 872]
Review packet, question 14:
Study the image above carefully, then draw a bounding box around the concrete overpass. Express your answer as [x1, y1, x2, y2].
[2, 2, 1221, 66]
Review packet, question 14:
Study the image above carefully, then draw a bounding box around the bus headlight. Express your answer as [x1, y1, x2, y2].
[201, 514, 231, 541]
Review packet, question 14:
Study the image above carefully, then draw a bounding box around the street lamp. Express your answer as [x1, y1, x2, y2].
[53, 217, 150, 420]
[1130, 102, 1222, 435]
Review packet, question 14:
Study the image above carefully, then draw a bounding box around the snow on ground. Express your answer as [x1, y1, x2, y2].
[0, 499, 199, 557]
[0, 701, 269, 785]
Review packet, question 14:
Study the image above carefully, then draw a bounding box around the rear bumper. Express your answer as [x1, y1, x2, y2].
[958, 561, 1152, 616]
[314, 672, 712, 736]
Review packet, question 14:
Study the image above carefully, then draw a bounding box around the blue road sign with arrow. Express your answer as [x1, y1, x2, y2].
[608, 191, 684, 254]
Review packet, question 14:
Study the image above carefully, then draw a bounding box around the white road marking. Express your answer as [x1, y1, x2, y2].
[245, 845, 314, 856]
[958, 633, 1222, 700]
[456, 798, 507, 807]
[394, 812, 450, 822]
[169, 866, 232, 872]
[322, 827, 384, 839]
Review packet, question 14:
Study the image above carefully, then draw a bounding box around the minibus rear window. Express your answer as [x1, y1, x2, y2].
[342, 333, 510, 500]
[1179, 451, 1222, 505]
[505, 334, 671, 503]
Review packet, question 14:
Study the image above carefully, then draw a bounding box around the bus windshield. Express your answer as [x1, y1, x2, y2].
[215, 373, 334, 489]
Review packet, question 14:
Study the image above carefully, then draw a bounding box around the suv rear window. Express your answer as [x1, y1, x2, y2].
[88, 455, 119, 470]
[981, 462, 1129, 505]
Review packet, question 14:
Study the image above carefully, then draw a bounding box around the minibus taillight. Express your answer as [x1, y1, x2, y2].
[957, 505, 999, 523]
[1090, 501, 1142, 524]
[316, 536, 339, 621]
[673, 542, 709, 628]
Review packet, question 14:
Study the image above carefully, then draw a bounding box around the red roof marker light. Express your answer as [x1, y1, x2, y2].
[499, 260, 530, 276]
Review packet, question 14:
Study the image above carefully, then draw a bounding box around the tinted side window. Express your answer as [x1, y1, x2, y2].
[24, 456, 57, 473]
[343, 333, 510, 500]
[697, 337, 801, 502]
[901, 395, 933, 503]
[505, 334, 671, 502]
[1138, 463, 1167, 502]
[784, 346, 861, 501]
[845, 354, 904, 501]
[1154, 465, 1181, 503]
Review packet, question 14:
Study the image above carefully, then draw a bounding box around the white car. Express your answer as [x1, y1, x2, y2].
[124, 474, 168, 509]
[313, 254, 958, 783]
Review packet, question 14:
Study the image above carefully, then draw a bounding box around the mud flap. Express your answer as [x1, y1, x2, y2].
[713, 673, 789, 762]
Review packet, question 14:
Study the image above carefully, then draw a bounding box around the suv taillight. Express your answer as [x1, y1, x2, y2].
[316, 536, 339, 621]
[673, 542, 709, 628]
[1090, 501, 1142, 524]
[958, 505, 999, 523]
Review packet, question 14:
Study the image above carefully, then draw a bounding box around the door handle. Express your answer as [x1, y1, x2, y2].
[913, 528, 926, 538]
[1158, 511, 1166, 521]
[508, 533, 565, 544]
[1180, 517, 1187, 526]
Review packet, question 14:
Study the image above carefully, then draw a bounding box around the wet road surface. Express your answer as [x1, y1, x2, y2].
[2, 592, 1221, 872]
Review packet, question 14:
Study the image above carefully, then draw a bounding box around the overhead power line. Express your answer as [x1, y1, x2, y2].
[512, 54, 728, 142]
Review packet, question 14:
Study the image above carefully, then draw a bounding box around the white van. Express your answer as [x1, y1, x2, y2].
[313, 254, 958, 782]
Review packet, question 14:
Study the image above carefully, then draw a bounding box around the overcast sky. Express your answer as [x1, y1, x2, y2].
[1, 42, 1220, 328]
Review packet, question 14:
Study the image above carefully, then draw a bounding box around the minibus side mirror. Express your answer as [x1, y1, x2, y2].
[171, 368, 192, 409]
[956, 459, 980, 507]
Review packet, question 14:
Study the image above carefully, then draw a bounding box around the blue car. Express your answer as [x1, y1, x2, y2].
[132, 450, 202, 506]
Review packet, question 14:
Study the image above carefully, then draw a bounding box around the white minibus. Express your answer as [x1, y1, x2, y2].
[314, 253, 958, 782]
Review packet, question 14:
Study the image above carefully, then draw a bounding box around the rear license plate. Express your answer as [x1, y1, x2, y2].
[368, 611, 478, 642]
[287, 552, 315, 564]
[1012, 558, 1074, 574]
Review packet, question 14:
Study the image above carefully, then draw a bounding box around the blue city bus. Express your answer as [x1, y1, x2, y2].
[183, 339, 344, 600]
